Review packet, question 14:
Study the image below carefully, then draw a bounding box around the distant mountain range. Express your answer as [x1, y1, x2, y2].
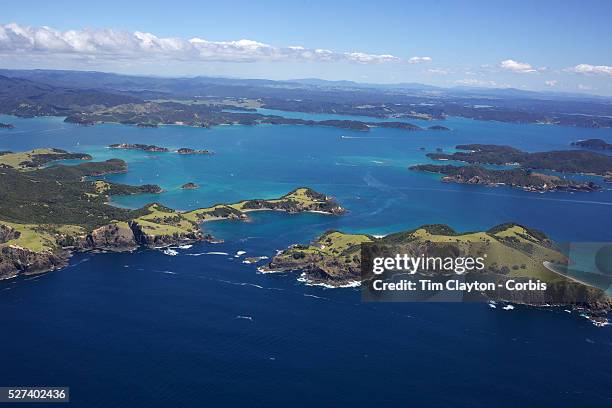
[0, 69, 611, 128]
[1, 69, 610, 102]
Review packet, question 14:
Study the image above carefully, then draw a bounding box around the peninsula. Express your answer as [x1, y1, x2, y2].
[0, 148, 345, 280]
[263, 224, 611, 312]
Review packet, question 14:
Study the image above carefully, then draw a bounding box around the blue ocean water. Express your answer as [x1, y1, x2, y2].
[1, 114, 612, 407]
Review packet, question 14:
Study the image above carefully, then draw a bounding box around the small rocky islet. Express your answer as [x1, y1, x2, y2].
[181, 182, 199, 189]
[109, 144, 213, 155]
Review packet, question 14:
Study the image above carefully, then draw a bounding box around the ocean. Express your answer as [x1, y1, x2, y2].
[1, 113, 612, 407]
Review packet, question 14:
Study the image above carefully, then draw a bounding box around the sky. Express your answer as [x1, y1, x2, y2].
[1, 0, 611, 95]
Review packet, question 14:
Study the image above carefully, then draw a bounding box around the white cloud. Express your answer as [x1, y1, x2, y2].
[568, 64, 612, 76]
[500, 59, 537, 73]
[454, 78, 497, 87]
[426, 68, 448, 75]
[344, 52, 400, 63]
[408, 56, 432, 64]
[545, 80, 558, 87]
[578, 84, 592, 90]
[0, 22, 402, 64]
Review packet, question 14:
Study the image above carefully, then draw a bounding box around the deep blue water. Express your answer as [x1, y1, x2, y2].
[1, 114, 612, 407]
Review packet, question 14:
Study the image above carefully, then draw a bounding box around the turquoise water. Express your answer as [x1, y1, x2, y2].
[1, 113, 612, 407]
[2, 113, 609, 241]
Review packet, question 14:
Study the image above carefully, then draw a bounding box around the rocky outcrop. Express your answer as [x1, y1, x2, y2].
[485, 275, 612, 312]
[0, 245, 67, 280]
[0, 225, 20, 243]
[177, 148, 212, 155]
[128, 221, 204, 248]
[266, 251, 360, 285]
[86, 223, 138, 250]
[181, 182, 199, 189]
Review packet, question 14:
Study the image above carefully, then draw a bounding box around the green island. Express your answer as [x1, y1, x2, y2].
[64, 101, 424, 132]
[0, 148, 345, 280]
[109, 143, 169, 152]
[427, 144, 612, 176]
[410, 164, 600, 192]
[109, 144, 213, 155]
[263, 224, 611, 312]
[571, 138, 612, 151]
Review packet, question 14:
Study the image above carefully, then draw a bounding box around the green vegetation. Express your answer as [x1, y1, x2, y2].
[410, 164, 600, 192]
[427, 144, 612, 176]
[185, 188, 345, 223]
[571, 138, 612, 151]
[0, 159, 156, 229]
[151, 97, 263, 109]
[0, 149, 344, 278]
[63, 101, 423, 132]
[268, 223, 567, 284]
[263, 230, 372, 283]
[266, 223, 611, 310]
[0, 148, 91, 170]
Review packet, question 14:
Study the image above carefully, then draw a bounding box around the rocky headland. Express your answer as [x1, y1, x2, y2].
[263, 224, 611, 312]
[0, 149, 345, 280]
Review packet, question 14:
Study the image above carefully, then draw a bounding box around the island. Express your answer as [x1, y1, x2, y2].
[181, 182, 199, 189]
[0, 122, 14, 129]
[410, 164, 600, 192]
[177, 148, 213, 155]
[0, 148, 345, 280]
[62, 101, 425, 132]
[427, 144, 612, 176]
[427, 125, 450, 131]
[109, 143, 169, 152]
[262, 224, 611, 312]
[571, 138, 612, 151]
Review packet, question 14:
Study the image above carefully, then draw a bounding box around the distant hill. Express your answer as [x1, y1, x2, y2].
[0, 74, 141, 117]
[1, 69, 612, 127]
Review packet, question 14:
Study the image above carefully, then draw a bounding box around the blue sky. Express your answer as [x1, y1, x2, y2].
[2, 0, 612, 94]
